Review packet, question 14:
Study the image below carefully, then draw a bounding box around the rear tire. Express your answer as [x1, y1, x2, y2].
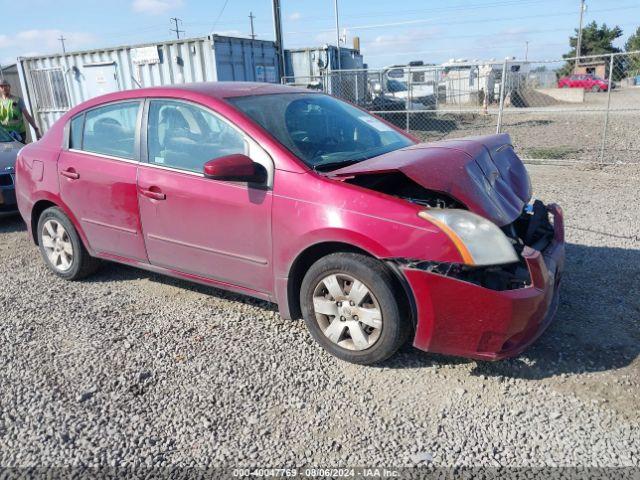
[300, 252, 411, 365]
[37, 207, 100, 280]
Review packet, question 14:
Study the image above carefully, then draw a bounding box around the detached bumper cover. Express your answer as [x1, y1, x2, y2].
[404, 204, 565, 360]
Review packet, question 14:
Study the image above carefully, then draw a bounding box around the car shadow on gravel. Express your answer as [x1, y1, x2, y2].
[0, 215, 26, 234]
[85, 261, 278, 311]
[382, 242, 640, 379]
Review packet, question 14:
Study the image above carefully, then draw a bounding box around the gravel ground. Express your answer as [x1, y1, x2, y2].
[0, 164, 639, 470]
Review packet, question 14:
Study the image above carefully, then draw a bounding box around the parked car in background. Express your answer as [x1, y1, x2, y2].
[0, 127, 21, 216]
[15, 82, 565, 365]
[557, 74, 612, 92]
[370, 77, 436, 111]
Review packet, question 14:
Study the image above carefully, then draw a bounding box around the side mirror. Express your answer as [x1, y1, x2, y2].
[203, 154, 267, 184]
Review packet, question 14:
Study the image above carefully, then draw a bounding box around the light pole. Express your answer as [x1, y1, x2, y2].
[334, 0, 341, 70]
[575, 0, 586, 71]
[272, 0, 286, 80]
[249, 12, 256, 40]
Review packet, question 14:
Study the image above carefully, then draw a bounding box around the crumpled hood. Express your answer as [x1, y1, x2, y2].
[331, 133, 532, 226]
[0, 141, 21, 171]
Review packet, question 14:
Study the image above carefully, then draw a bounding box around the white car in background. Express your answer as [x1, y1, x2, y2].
[373, 64, 437, 110]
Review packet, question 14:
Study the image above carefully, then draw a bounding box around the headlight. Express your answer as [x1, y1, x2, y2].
[418, 209, 518, 266]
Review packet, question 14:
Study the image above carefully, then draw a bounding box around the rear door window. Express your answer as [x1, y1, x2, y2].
[69, 114, 84, 149]
[82, 102, 141, 159]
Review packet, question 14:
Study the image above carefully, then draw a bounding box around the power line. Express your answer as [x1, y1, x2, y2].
[284, 4, 639, 36]
[170, 17, 185, 39]
[211, 0, 230, 33]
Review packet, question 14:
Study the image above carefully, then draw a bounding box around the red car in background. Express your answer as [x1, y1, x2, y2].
[15, 82, 565, 365]
[557, 74, 611, 91]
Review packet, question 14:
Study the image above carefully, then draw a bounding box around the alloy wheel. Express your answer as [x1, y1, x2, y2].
[312, 273, 383, 351]
[41, 219, 74, 272]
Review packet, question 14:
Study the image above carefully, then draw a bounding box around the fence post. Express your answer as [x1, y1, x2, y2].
[406, 66, 412, 132]
[599, 53, 615, 163]
[496, 59, 508, 133]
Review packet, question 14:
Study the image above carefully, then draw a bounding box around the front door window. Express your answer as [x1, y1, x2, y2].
[146, 100, 247, 173]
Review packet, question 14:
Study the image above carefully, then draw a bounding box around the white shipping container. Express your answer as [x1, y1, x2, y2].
[18, 35, 280, 133]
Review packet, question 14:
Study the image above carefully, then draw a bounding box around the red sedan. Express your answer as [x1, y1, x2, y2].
[15, 82, 565, 364]
[557, 74, 610, 92]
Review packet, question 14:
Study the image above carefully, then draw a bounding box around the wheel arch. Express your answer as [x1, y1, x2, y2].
[30, 199, 58, 245]
[285, 241, 416, 328]
[30, 198, 90, 252]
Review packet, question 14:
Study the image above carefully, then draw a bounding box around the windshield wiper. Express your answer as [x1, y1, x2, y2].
[312, 159, 362, 172]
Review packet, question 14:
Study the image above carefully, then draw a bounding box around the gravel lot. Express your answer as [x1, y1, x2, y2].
[0, 164, 639, 469]
[405, 87, 640, 164]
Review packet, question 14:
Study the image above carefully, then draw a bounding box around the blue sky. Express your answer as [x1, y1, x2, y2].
[1, 0, 638, 68]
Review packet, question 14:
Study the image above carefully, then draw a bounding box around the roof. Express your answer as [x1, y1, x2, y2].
[576, 60, 607, 66]
[138, 81, 311, 99]
[62, 81, 314, 119]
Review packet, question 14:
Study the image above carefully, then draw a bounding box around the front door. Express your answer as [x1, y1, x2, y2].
[58, 100, 148, 262]
[137, 99, 273, 294]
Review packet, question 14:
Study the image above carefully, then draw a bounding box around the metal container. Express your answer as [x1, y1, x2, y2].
[283, 45, 366, 103]
[284, 45, 364, 78]
[18, 35, 280, 132]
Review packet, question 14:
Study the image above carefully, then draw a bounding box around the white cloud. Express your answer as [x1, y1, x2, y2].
[0, 29, 97, 63]
[313, 31, 337, 46]
[288, 12, 302, 21]
[132, 0, 184, 15]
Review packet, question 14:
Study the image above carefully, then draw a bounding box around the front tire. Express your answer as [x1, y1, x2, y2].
[300, 252, 411, 365]
[37, 207, 100, 280]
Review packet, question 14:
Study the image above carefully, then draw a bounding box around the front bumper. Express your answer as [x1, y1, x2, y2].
[403, 204, 565, 361]
[0, 173, 18, 216]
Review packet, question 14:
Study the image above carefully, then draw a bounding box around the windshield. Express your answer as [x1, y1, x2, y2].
[227, 93, 413, 171]
[386, 79, 408, 92]
[0, 127, 14, 143]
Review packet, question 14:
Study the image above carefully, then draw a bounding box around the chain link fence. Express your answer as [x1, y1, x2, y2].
[283, 51, 640, 164]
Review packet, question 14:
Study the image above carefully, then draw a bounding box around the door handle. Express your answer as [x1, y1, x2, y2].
[60, 169, 80, 180]
[140, 188, 166, 201]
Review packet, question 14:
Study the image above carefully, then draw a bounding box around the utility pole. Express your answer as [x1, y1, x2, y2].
[525, 41, 529, 61]
[249, 12, 257, 40]
[334, 0, 341, 70]
[170, 17, 185, 40]
[575, 0, 586, 71]
[58, 35, 67, 54]
[272, 0, 285, 80]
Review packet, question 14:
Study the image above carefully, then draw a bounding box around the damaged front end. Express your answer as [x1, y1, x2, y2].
[400, 203, 565, 360]
[331, 133, 565, 359]
[331, 133, 557, 292]
[395, 200, 557, 292]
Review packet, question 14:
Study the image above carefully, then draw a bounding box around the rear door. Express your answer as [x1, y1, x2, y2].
[58, 101, 148, 262]
[136, 99, 274, 294]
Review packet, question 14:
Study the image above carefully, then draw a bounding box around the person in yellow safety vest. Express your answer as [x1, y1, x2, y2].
[0, 78, 40, 143]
